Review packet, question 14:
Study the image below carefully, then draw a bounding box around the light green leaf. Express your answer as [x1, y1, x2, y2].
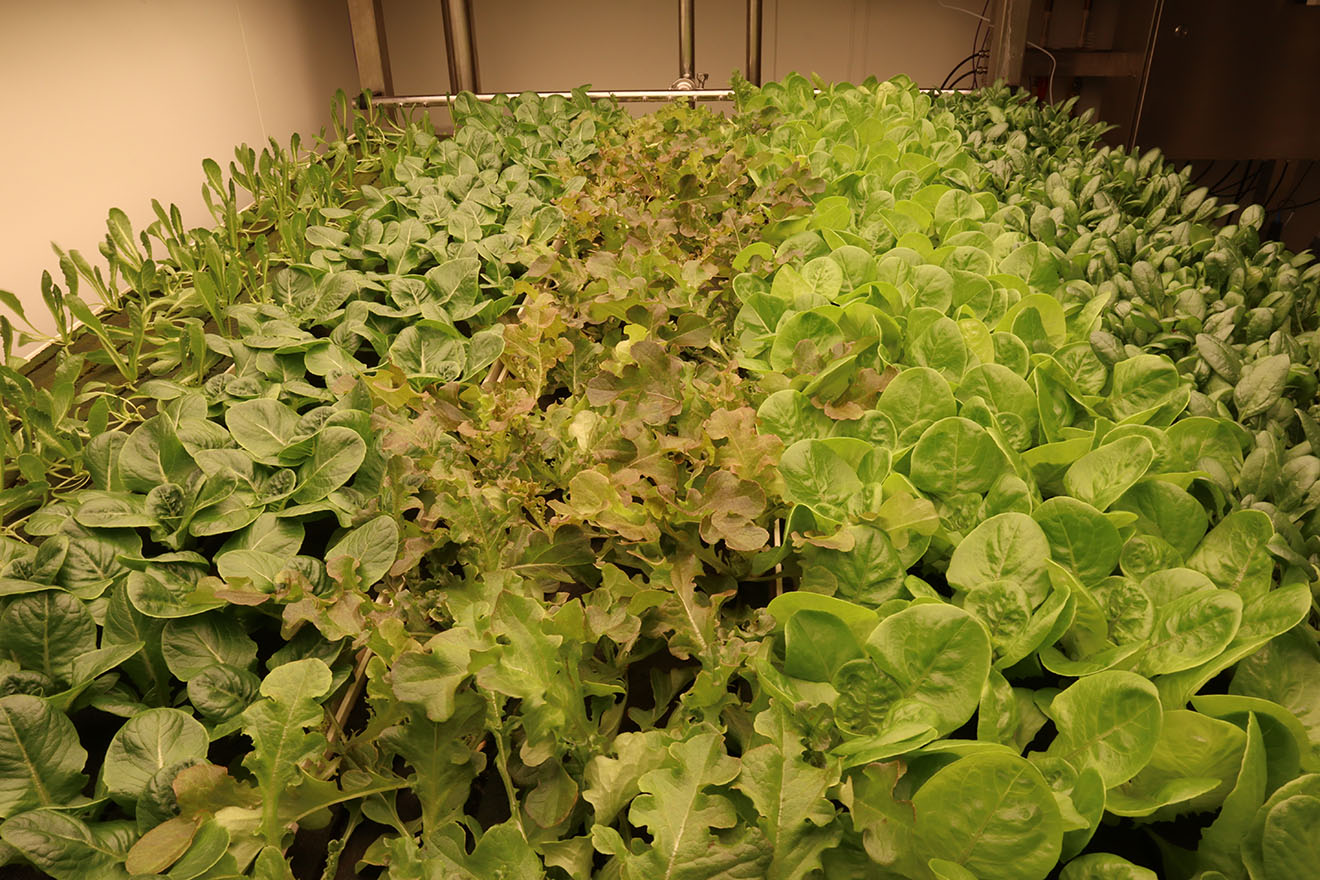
[1033, 497, 1121, 585]
[735, 707, 842, 880]
[1063, 436, 1154, 511]
[326, 514, 398, 588]
[1060, 853, 1157, 880]
[1046, 671, 1162, 787]
[947, 512, 1051, 600]
[1186, 509, 1274, 599]
[862, 602, 992, 737]
[1135, 588, 1242, 676]
[778, 439, 861, 522]
[909, 417, 1007, 497]
[913, 752, 1062, 880]
[241, 658, 333, 843]
[623, 731, 768, 880]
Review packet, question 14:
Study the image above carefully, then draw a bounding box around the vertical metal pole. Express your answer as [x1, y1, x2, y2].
[1127, 0, 1166, 150]
[441, 0, 479, 94]
[677, 0, 696, 87]
[746, 0, 763, 86]
[987, 0, 1031, 87]
[346, 0, 393, 96]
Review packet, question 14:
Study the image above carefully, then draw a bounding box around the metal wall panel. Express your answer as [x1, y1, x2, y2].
[1136, 0, 1320, 159]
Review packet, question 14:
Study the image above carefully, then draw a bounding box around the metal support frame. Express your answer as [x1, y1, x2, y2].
[346, 0, 392, 96]
[987, 0, 1031, 86]
[674, 0, 698, 89]
[1127, 0, 1166, 150]
[746, 0, 763, 86]
[440, 0, 479, 94]
[371, 87, 969, 110]
[374, 89, 739, 108]
[346, 0, 765, 106]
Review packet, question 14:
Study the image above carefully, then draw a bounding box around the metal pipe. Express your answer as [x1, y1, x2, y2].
[440, 0, 479, 93]
[677, 0, 696, 87]
[367, 87, 973, 109]
[746, 0, 763, 86]
[1127, 0, 1165, 150]
[373, 89, 738, 107]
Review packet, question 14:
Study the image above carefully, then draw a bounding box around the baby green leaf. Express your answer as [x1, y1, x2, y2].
[1234, 354, 1290, 420]
[1046, 671, 1162, 787]
[0, 811, 129, 880]
[224, 399, 301, 464]
[161, 613, 259, 681]
[1063, 436, 1154, 511]
[389, 322, 467, 385]
[241, 658, 333, 843]
[909, 417, 1007, 497]
[101, 708, 208, 808]
[326, 514, 399, 588]
[947, 512, 1051, 599]
[0, 695, 88, 818]
[0, 590, 96, 685]
[292, 426, 365, 503]
[863, 603, 992, 737]
[913, 752, 1063, 880]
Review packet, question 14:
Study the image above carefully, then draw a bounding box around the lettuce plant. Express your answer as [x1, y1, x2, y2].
[0, 77, 1315, 880]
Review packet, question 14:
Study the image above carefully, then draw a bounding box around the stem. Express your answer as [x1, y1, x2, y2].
[485, 696, 525, 836]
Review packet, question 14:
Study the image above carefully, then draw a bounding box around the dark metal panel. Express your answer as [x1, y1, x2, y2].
[1136, 0, 1320, 159]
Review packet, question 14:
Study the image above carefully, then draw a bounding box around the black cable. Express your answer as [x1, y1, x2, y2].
[942, 52, 982, 89]
[948, 69, 980, 91]
[972, 0, 990, 60]
[1275, 160, 1317, 210]
[1233, 160, 1256, 204]
[1241, 160, 1270, 204]
[1212, 161, 1263, 203]
[1191, 160, 1216, 186]
[1263, 160, 1290, 210]
[1206, 160, 1242, 196]
[1281, 193, 1320, 212]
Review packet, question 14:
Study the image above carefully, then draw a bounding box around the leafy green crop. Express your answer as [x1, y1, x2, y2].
[940, 85, 1320, 573]
[0, 76, 1316, 879]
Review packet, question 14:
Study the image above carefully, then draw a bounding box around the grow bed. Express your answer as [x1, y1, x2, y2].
[0, 77, 1317, 880]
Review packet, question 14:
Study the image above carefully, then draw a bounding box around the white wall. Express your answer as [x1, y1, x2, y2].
[0, 0, 358, 340]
